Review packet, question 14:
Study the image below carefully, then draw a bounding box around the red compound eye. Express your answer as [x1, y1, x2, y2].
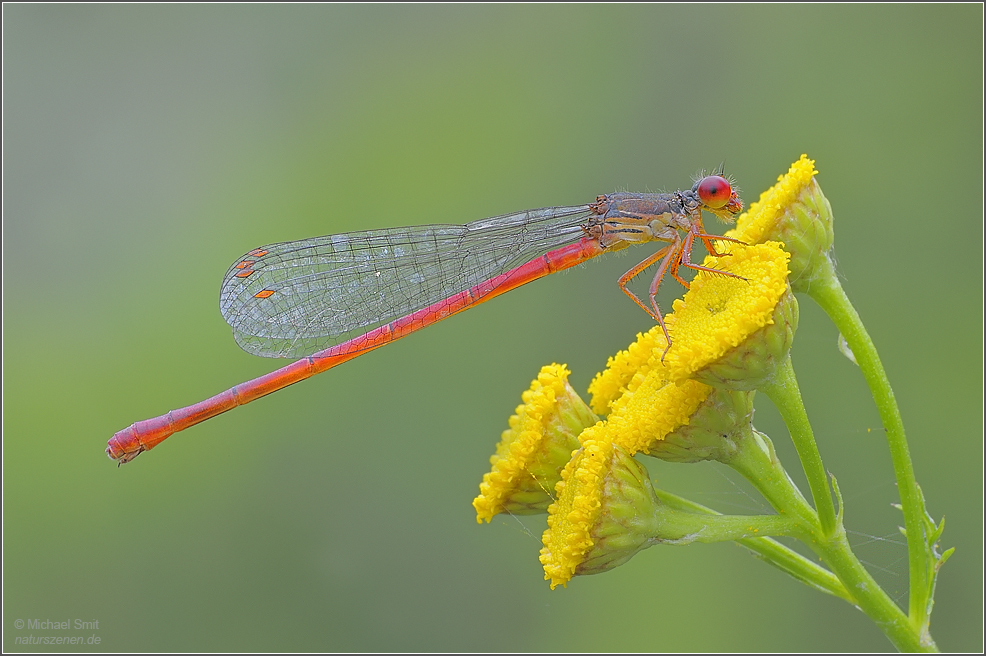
[697, 175, 732, 209]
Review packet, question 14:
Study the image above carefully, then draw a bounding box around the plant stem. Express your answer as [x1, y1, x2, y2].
[808, 264, 934, 645]
[654, 488, 851, 602]
[730, 365, 934, 651]
[820, 527, 934, 652]
[656, 506, 804, 544]
[760, 355, 839, 535]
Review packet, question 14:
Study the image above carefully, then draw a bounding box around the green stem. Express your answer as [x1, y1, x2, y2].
[727, 376, 932, 650]
[808, 266, 934, 645]
[725, 428, 818, 523]
[655, 506, 804, 544]
[821, 526, 933, 652]
[654, 488, 851, 602]
[760, 355, 839, 535]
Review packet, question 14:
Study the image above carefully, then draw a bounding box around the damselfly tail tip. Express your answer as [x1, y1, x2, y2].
[107, 426, 144, 464]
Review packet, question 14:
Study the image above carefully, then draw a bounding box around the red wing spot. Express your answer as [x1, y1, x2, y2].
[235, 260, 256, 269]
[247, 249, 269, 257]
[235, 270, 255, 278]
[253, 289, 275, 299]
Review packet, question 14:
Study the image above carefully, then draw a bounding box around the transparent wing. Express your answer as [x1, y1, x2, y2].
[219, 205, 593, 358]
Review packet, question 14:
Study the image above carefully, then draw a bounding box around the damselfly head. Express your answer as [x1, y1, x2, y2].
[694, 174, 743, 222]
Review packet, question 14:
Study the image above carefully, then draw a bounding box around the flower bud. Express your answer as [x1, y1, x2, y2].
[473, 364, 598, 522]
[644, 388, 756, 463]
[538, 439, 794, 589]
[726, 154, 836, 294]
[587, 352, 755, 464]
[539, 440, 662, 588]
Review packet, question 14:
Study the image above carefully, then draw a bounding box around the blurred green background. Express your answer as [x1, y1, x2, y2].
[3, 4, 981, 652]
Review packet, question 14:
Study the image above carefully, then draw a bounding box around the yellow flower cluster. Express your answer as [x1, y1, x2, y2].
[476, 155, 820, 589]
[724, 154, 833, 292]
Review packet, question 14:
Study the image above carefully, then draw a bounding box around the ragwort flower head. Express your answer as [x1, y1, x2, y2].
[664, 242, 798, 391]
[587, 317, 760, 461]
[638, 387, 756, 463]
[539, 440, 662, 589]
[473, 364, 597, 523]
[726, 154, 835, 294]
[586, 325, 670, 415]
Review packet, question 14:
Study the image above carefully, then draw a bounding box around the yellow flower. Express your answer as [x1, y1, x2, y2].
[539, 440, 662, 589]
[664, 242, 798, 390]
[585, 333, 757, 462]
[583, 365, 714, 457]
[726, 154, 835, 293]
[584, 244, 790, 456]
[644, 388, 756, 463]
[538, 438, 780, 589]
[587, 325, 668, 415]
[473, 364, 597, 523]
[477, 157, 834, 592]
